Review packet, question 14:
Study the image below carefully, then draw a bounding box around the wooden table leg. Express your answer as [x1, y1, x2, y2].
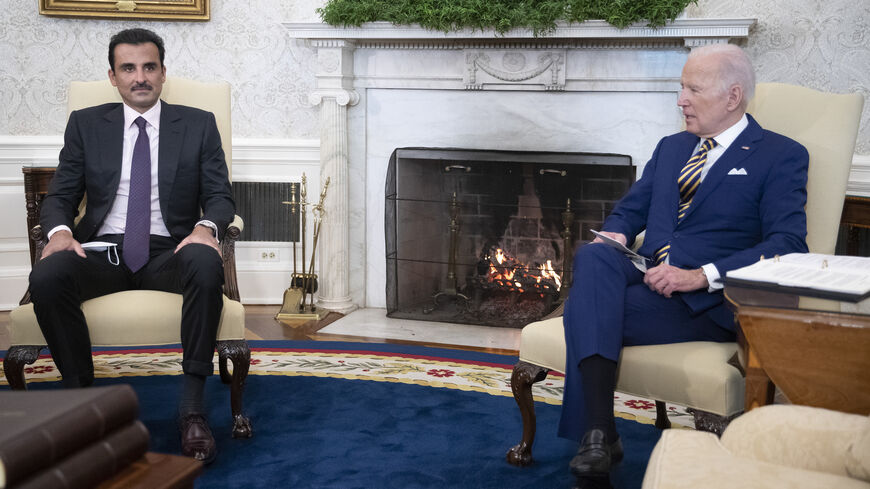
[743, 344, 775, 412]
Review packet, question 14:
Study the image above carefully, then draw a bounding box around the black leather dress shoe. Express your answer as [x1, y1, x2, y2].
[569, 429, 623, 476]
[179, 413, 217, 465]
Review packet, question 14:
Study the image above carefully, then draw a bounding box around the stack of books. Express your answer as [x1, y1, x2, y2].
[0, 384, 149, 489]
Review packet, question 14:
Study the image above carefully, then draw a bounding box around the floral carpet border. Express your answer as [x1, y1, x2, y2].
[1, 347, 695, 428]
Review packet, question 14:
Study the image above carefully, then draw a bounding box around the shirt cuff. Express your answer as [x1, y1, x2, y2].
[195, 220, 220, 243]
[47, 225, 72, 240]
[702, 263, 723, 291]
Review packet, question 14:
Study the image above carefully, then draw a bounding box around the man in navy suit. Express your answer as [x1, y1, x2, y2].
[29, 28, 234, 464]
[562, 44, 809, 481]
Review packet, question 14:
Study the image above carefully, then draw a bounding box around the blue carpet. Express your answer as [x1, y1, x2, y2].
[2, 341, 660, 488]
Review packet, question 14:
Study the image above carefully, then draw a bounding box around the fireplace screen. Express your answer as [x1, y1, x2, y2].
[385, 148, 633, 328]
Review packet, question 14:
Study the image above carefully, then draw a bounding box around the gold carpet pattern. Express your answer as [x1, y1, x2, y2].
[1, 347, 695, 427]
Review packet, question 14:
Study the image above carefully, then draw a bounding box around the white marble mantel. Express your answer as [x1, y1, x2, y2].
[286, 19, 756, 312]
[285, 19, 756, 43]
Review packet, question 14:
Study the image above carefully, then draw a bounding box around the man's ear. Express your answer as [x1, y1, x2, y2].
[108, 68, 118, 87]
[727, 84, 743, 112]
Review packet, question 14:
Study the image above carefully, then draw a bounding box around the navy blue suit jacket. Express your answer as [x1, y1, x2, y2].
[602, 114, 809, 329]
[40, 101, 235, 243]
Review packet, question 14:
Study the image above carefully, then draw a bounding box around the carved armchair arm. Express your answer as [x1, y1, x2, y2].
[19, 225, 47, 306]
[221, 215, 244, 302]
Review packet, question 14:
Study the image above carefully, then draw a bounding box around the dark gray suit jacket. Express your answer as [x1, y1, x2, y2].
[41, 101, 235, 242]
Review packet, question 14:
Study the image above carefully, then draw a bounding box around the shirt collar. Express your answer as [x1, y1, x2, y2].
[709, 113, 748, 150]
[123, 100, 161, 131]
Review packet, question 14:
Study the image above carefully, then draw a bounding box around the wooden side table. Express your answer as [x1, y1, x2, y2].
[841, 195, 870, 256]
[728, 288, 870, 415]
[96, 452, 202, 489]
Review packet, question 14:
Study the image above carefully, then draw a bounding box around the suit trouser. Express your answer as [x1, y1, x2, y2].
[29, 235, 224, 387]
[558, 243, 735, 441]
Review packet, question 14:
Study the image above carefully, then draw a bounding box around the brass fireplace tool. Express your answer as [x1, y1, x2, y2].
[559, 198, 575, 303]
[276, 173, 331, 321]
[423, 192, 469, 314]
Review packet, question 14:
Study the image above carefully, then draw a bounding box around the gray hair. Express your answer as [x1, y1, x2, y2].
[688, 44, 756, 108]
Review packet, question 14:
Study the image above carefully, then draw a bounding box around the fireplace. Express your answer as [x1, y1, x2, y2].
[286, 19, 754, 314]
[386, 148, 633, 327]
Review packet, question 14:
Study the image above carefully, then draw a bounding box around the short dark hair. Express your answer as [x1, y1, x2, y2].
[108, 28, 165, 71]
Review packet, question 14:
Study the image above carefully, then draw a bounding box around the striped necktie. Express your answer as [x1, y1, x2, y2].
[654, 138, 718, 265]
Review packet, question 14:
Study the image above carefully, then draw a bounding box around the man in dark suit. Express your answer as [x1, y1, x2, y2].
[29, 28, 234, 464]
[561, 44, 809, 482]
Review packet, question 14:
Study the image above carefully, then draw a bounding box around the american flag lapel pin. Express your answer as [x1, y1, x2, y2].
[741, 146, 750, 150]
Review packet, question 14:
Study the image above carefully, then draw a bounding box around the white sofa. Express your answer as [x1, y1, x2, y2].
[643, 405, 870, 488]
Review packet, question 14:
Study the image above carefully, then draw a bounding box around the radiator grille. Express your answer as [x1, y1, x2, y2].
[231, 182, 299, 242]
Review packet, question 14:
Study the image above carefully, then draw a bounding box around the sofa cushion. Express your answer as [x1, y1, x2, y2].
[846, 415, 870, 482]
[643, 429, 870, 489]
[721, 405, 868, 479]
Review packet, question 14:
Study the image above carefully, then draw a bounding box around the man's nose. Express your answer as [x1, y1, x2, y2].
[676, 89, 688, 106]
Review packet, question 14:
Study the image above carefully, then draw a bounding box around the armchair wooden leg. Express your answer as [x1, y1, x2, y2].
[688, 408, 739, 436]
[216, 340, 253, 439]
[3, 345, 44, 390]
[506, 360, 550, 467]
[654, 400, 672, 430]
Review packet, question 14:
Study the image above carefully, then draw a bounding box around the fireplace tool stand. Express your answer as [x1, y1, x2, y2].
[276, 174, 331, 321]
[423, 193, 469, 314]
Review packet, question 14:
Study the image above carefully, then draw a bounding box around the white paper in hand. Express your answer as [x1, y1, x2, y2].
[590, 230, 651, 272]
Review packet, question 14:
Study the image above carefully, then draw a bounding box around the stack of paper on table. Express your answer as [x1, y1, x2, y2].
[725, 253, 870, 301]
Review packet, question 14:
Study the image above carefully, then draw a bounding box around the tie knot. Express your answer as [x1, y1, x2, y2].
[134, 116, 147, 131]
[702, 138, 717, 152]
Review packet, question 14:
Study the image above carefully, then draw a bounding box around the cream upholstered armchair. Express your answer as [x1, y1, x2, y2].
[642, 405, 870, 488]
[3, 77, 253, 439]
[506, 83, 864, 466]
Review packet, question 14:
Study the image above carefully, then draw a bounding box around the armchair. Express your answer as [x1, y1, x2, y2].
[3, 77, 253, 439]
[506, 83, 864, 465]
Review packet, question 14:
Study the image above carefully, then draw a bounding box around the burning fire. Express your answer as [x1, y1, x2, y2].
[484, 248, 562, 294]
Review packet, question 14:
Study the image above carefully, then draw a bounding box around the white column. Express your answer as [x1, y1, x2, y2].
[309, 40, 359, 314]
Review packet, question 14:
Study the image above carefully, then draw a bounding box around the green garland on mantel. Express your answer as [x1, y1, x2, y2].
[317, 0, 698, 35]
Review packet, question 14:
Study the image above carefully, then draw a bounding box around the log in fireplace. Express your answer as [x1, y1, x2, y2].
[385, 148, 634, 327]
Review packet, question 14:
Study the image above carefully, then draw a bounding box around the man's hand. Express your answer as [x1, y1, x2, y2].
[42, 230, 85, 259]
[644, 263, 708, 298]
[175, 225, 221, 256]
[592, 231, 627, 246]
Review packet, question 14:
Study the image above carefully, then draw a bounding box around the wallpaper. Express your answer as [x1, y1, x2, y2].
[0, 0, 323, 138]
[689, 0, 870, 154]
[0, 0, 867, 153]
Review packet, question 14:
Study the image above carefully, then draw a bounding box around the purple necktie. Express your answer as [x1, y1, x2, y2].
[123, 116, 151, 272]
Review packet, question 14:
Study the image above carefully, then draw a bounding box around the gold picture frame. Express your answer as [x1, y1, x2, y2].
[39, 0, 209, 21]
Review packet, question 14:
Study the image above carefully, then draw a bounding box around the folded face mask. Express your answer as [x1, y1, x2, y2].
[81, 241, 119, 266]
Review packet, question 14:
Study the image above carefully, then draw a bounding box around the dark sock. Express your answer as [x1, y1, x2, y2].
[179, 373, 206, 416]
[579, 354, 618, 443]
[62, 373, 94, 388]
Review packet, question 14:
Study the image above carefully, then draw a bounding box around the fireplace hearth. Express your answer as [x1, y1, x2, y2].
[385, 148, 633, 327]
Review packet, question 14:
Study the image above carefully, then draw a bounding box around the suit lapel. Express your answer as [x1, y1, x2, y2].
[158, 101, 183, 218]
[680, 116, 763, 222]
[100, 105, 125, 194]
